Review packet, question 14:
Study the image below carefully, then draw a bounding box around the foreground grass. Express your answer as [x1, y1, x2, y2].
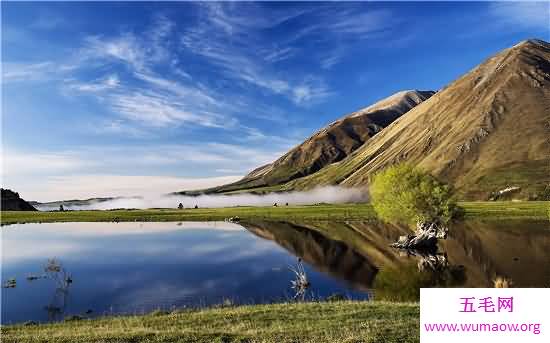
[1, 201, 548, 225]
[1, 301, 419, 343]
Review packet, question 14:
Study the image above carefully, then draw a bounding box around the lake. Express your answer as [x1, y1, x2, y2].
[2, 219, 549, 324]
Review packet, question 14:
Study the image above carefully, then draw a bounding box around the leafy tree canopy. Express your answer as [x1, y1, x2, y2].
[369, 164, 457, 227]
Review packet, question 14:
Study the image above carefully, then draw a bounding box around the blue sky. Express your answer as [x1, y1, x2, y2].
[2, 1, 548, 201]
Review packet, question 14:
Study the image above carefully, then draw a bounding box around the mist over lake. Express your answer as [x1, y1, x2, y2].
[34, 186, 368, 211]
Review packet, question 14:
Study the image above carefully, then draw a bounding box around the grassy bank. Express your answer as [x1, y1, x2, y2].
[459, 201, 549, 220]
[1, 301, 419, 343]
[1, 201, 548, 225]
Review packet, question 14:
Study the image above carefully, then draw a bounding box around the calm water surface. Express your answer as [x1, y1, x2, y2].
[2, 219, 549, 324]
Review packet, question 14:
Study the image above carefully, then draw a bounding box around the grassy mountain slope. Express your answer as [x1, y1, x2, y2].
[188, 90, 434, 194]
[283, 39, 550, 200]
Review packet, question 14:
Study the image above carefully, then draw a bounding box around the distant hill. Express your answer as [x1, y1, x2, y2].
[190, 39, 549, 200]
[183, 90, 435, 195]
[1, 189, 37, 211]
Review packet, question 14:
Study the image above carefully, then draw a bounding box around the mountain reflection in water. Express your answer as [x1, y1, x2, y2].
[242, 220, 550, 300]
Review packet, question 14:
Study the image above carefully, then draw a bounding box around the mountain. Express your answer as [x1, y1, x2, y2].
[186, 90, 434, 195]
[283, 39, 550, 200]
[1, 189, 37, 211]
[204, 39, 549, 200]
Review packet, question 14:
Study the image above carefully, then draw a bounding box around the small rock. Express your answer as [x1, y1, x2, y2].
[228, 216, 241, 223]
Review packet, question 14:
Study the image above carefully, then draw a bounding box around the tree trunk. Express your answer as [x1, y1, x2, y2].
[390, 221, 448, 252]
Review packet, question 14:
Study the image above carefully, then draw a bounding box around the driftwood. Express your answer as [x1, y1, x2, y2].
[391, 221, 448, 251]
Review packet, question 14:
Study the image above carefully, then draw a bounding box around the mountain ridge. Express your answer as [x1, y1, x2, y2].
[182, 90, 435, 195]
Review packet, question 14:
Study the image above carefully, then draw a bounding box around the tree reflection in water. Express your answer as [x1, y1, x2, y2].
[43, 258, 72, 321]
[374, 251, 465, 302]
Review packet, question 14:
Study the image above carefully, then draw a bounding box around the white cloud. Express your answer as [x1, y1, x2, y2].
[133, 71, 216, 106]
[291, 78, 333, 106]
[84, 34, 148, 70]
[108, 91, 208, 127]
[68, 74, 120, 92]
[2, 61, 77, 83]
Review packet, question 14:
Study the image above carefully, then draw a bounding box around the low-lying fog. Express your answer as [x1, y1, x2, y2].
[35, 186, 368, 211]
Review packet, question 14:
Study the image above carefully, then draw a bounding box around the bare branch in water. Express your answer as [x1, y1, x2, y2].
[289, 259, 310, 301]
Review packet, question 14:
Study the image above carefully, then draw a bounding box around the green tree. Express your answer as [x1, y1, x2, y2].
[369, 164, 457, 227]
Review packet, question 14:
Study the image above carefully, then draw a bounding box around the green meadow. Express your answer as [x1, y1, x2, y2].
[1, 201, 548, 225]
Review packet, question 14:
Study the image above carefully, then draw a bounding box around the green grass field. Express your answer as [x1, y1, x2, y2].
[0, 301, 419, 343]
[1, 201, 548, 225]
[459, 201, 549, 219]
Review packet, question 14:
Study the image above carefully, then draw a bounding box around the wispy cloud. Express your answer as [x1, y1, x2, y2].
[291, 77, 333, 106]
[93, 119, 150, 138]
[63, 17, 237, 129]
[181, 26, 292, 95]
[322, 9, 394, 36]
[84, 33, 149, 71]
[263, 46, 296, 63]
[320, 55, 340, 70]
[68, 74, 120, 92]
[181, 2, 334, 106]
[106, 90, 227, 128]
[2, 61, 77, 83]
